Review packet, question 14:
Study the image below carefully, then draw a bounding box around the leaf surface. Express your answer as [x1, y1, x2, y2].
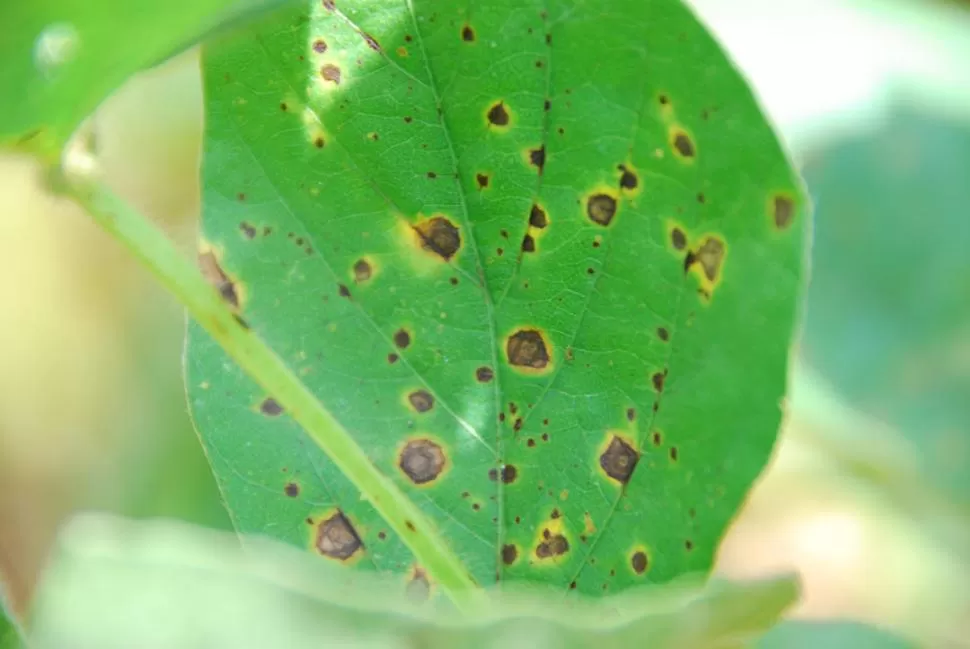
[189, 0, 805, 594]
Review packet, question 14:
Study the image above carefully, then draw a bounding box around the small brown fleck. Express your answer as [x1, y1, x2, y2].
[320, 64, 341, 84]
[659, 94, 670, 105]
[501, 465, 518, 484]
[316, 511, 362, 560]
[550, 508, 561, 519]
[529, 204, 548, 228]
[657, 327, 670, 342]
[527, 438, 536, 447]
[631, 550, 648, 575]
[587, 193, 617, 226]
[353, 259, 372, 283]
[619, 165, 638, 190]
[461, 25, 475, 42]
[673, 131, 695, 158]
[476, 173, 490, 189]
[671, 228, 687, 251]
[513, 418, 523, 432]
[697, 192, 706, 204]
[387, 353, 399, 364]
[506, 329, 550, 370]
[487, 102, 510, 127]
[544, 99, 551, 111]
[199, 252, 239, 307]
[361, 32, 381, 52]
[399, 438, 446, 485]
[599, 435, 639, 484]
[338, 283, 351, 298]
[501, 544, 518, 565]
[670, 446, 679, 462]
[405, 520, 416, 532]
[449, 277, 459, 286]
[426, 171, 436, 179]
[322, 0, 335, 10]
[413, 216, 461, 261]
[652, 431, 662, 446]
[626, 408, 636, 422]
[529, 146, 545, 173]
[773, 195, 795, 229]
[313, 136, 325, 148]
[393, 329, 411, 349]
[652, 371, 666, 392]
[378, 531, 387, 540]
[260, 398, 283, 416]
[476, 366, 494, 383]
[312, 38, 328, 53]
[535, 533, 569, 559]
[240, 222, 256, 239]
[280, 102, 288, 112]
[521, 234, 536, 253]
[685, 539, 694, 551]
[284, 482, 299, 497]
[408, 390, 434, 413]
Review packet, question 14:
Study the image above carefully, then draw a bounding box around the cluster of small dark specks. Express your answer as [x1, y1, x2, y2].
[239, 222, 257, 239]
[315, 510, 363, 561]
[535, 529, 569, 560]
[487, 465, 518, 484]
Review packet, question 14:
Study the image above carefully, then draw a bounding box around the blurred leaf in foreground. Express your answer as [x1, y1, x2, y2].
[27, 514, 798, 649]
[0, 585, 23, 649]
[799, 104, 970, 506]
[756, 619, 916, 649]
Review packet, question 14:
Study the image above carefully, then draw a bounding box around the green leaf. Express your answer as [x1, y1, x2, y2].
[756, 620, 916, 649]
[0, 0, 291, 162]
[189, 0, 804, 594]
[799, 104, 970, 506]
[28, 515, 799, 649]
[1, 586, 24, 649]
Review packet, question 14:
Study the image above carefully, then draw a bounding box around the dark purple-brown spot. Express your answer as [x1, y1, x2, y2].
[773, 194, 795, 229]
[461, 25, 475, 42]
[587, 194, 617, 226]
[476, 366, 494, 383]
[199, 252, 239, 308]
[672, 131, 695, 158]
[260, 398, 283, 416]
[671, 228, 687, 251]
[506, 329, 550, 370]
[408, 390, 434, 413]
[240, 222, 256, 239]
[399, 439, 446, 485]
[599, 435, 639, 484]
[631, 550, 648, 575]
[535, 533, 569, 559]
[657, 327, 670, 342]
[529, 146, 545, 173]
[393, 329, 411, 349]
[476, 173, 490, 189]
[521, 234, 536, 253]
[487, 102, 510, 127]
[529, 204, 548, 229]
[320, 64, 341, 84]
[413, 216, 461, 261]
[501, 544, 518, 565]
[618, 165, 638, 190]
[284, 482, 299, 497]
[312, 38, 328, 53]
[316, 511, 362, 560]
[338, 283, 351, 298]
[353, 259, 372, 283]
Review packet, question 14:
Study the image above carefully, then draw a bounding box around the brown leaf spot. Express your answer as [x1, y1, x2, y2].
[476, 173, 490, 189]
[387, 353, 399, 364]
[239, 222, 256, 239]
[393, 328, 411, 349]
[618, 164, 638, 190]
[586, 193, 617, 226]
[338, 283, 351, 299]
[672, 130, 695, 158]
[631, 550, 649, 575]
[461, 25, 475, 42]
[626, 408, 636, 422]
[476, 366, 494, 383]
[260, 398, 283, 416]
[773, 194, 795, 229]
[316, 511, 362, 560]
[671, 227, 687, 251]
[529, 204, 548, 228]
[284, 482, 299, 497]
[399, 438, 446, 485]
[501, 465, 517, 484]
[320, 64, 341, 84]
[529, 146, 545, 173]
[501, 544, 518, 565]
[657, 327, 670, 342]
[652, 371, 666, 393]
[353, 259, 372, 283]
[685, 236, 725, 282]
[521, 234, 536, 253]
[361, 32, 381, 52]
[487, 101, 510, 127]
[413, 216, 461, 261]
[535, 533, 569, 559]
[312, 38, 328, 53]
[408, 390, 434, 413]
[599, 435, 639, 484]
[199, 252, 239, 307]
[506, 329, 550, 370]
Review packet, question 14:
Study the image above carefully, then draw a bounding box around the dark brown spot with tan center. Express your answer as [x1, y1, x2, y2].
[501, 544, 518, 565]
[671, 227, 687, 251]
[353, 259, 372, 283]
[599, 435, 639, 484]
[631, 550, 648, 574]
[476, 366, 494, 383]
[529, 204, 548, 228]
[507, 329, 550, 370]
[476, 173, 490, 189]
[536, 533, 569, 559]
[521, 234, 536, 253]
[461, 25, 475, 42]
[618, 165, 638, 190]
[685, 237, 725, 281]
[320, 64, 341, 84]
[529, 146, 545, 173]
[284, 482, 299, 497]
[408, 390, 434, 413]
[312, 38, 328, 53]
[773, 195, 795, 229]
[316, 511, 362, 560]
[406, 567, 431, 601]
[399, 439, 446, 485]
[487, 102, 510, 127]
[413, 216, 461, 261]
[673, 131, 695, 158]
[587, 194, 617, 226]
[393, 329, 411, 349]
[260, 398, 283, 416]
[199, 252, 239, 307]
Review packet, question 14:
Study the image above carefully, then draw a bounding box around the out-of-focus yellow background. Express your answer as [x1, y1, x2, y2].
[2, 0, 969, 645]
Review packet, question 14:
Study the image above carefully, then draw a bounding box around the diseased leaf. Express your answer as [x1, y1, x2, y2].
[27, 515, 799, 649]
[188, 0, 805, 594]
[0, 0, 290, 161]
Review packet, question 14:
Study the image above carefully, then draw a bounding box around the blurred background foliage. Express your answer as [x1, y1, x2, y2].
[0, 0, 968, 646]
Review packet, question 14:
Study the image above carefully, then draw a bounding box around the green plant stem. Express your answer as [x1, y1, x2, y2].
[50, 168, 485, 612]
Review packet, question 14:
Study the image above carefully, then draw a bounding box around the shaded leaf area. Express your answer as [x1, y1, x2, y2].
[1, 587, 24, 649]
[799, 105, 970, 506]
[27, 515, 799, 649]
[0, 0, 290, 161]
[188, 0, 803, 594]
[756, 620, 916, 649]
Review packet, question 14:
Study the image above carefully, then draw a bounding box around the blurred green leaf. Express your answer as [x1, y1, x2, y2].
[27, 515, 798, 649]
[0, 587, 24, 649]
[188, 0, 804, 595]
[0, 0, 290, 162]
[756, 620, 915, 649]
[800, 104, 970, 507]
